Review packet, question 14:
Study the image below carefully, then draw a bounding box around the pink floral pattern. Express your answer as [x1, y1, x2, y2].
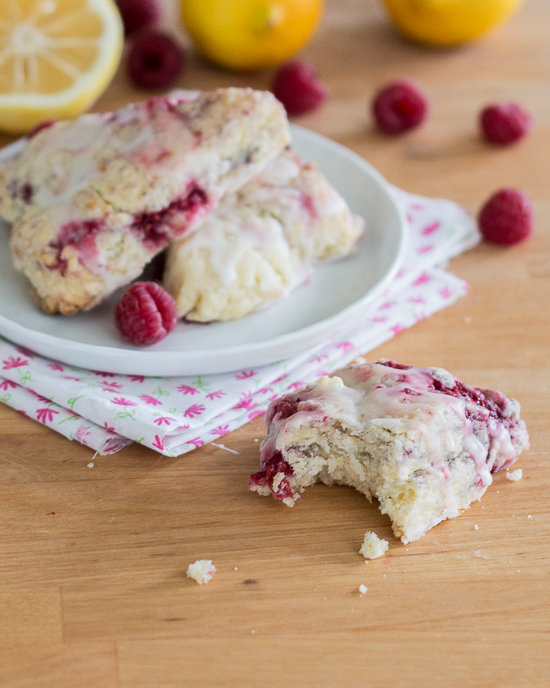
[184, 404, 205, 418]
[36, 407, 59, 423]
[139, 395, 162, 406]
[0, 188, 479, 457]
[177, 384, 199, 395]
[3, 356, 29, 370]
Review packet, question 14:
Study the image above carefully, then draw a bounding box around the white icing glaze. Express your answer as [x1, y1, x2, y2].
[178, 205, 310, 291]
[266, 361, 525, 498]
[317, 375, 344, 391]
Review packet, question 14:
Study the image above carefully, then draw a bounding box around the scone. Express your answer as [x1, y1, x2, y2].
[162, 147, 364, 322]
[0, 88, 289, 315]
[249, 360, 529, 543]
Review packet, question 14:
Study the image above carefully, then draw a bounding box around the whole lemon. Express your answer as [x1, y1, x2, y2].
[381, 0, 525, 47]
[181, 0, 323, 71]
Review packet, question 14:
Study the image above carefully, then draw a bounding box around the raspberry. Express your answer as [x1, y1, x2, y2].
[480, 102, 534, 145]
[127, 31, 184, 89]
[272, 62, 328, 116]
[115, 282, 178, 345]
[372, 80, 429, 135]
[478, 188, 533, 245]
[115, 0, 159, 37]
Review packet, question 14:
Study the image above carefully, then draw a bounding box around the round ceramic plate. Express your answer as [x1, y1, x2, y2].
[0, 125, 407, 376]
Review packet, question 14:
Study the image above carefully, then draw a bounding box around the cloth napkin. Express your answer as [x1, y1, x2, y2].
[0, 188, 479, 457]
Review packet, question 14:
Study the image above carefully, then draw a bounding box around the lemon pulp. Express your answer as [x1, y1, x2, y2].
[0, 0, 123, 134]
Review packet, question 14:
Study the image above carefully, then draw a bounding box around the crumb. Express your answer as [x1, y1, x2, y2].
[506, 469, 523, 481]
[360, 531, 389, 560]
[234, 566, 239, 570]
[254, 439, 259, 442]
[87, 462, 94, 468]
[474, 524, 479, 530]
[359, 584, 367, 594]
[186, 560, 216, 585]
[464, 317, 472, 324]
[528, 515, 532, 519]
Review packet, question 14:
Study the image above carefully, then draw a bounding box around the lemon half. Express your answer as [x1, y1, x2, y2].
[0, 0, 123, 134]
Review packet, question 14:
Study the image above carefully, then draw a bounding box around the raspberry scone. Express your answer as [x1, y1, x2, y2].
[249, 360, 529, 543]
[162, 148, 364, 322]
[0, 88, 289, 315]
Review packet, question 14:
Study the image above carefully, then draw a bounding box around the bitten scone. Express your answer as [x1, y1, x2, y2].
[0, 88, 289, 315]
[249, 360, 529, 543]
[162, 148, 364, 322]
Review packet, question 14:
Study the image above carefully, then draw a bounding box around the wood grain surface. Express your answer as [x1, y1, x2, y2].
[1, 1, 549, 686]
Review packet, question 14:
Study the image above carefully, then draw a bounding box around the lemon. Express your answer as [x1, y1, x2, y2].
[381, 0, 525, 47]
[0, 0, 123, 134]
[181, 0, 323, 71]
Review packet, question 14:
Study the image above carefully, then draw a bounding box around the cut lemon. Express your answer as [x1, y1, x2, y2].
[0, 0, 123, 134]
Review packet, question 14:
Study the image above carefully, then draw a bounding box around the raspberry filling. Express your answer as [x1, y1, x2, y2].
[27, 119, 56, 139]
[378, 360, 412, 370]
[48, 219, 104, 275]
[8, 181, 33, 203]
[249, 449, 295, 501]
[429, 377, 515, 434]
[131, 186, 209, 251]
[264, 397, 300, 426]
[21, 183, 33, 202]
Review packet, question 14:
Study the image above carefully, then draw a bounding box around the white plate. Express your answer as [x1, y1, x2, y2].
[0, 125, 407, 376]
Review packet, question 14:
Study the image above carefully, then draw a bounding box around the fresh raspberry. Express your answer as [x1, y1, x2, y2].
[480, 102, 534, 145]
[372, 80, 429, 134]
[115, 282, 178, 345]
[272, 62, 328, 116]
[115, 0, 159, 37]
[128, 31, 184, 89]
[478, 188, 533, 245]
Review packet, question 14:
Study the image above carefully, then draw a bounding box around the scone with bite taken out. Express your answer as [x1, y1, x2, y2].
[249, 360, 529, 543]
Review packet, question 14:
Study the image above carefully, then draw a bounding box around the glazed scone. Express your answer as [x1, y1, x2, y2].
[249, 360, 530, 543]
[1, 88, 289, 315]
[163, 148, 364, 322]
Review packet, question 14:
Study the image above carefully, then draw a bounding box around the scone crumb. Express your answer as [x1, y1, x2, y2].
[359, 531, 389, 560]
[474, 524, 479, 530]
[186, 560, 216, 584]
[359, 584, 367, 594]
[506, 469, 523, 482]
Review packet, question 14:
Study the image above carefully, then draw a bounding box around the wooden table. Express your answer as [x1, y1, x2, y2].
[1, 1, 549, 685]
